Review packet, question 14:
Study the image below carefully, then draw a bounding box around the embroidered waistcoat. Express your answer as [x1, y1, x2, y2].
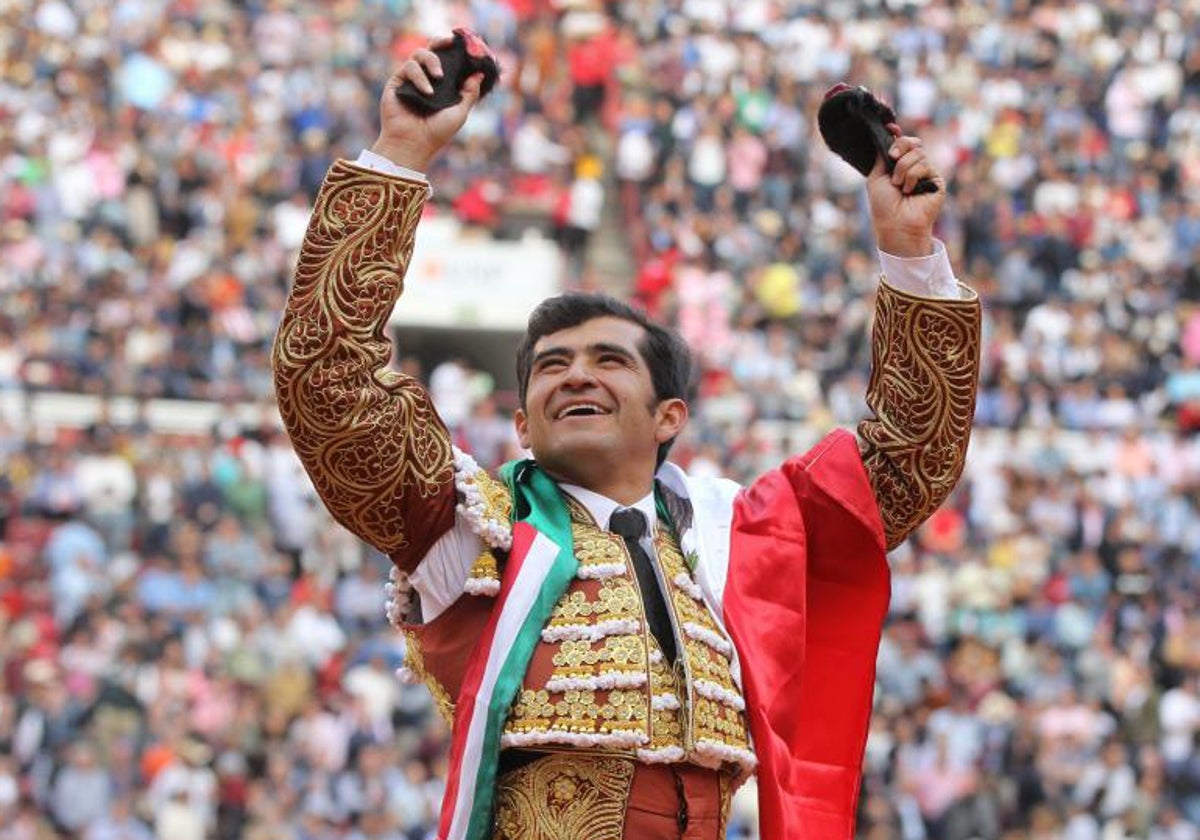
[499, 499, 753, 774]
[398, 481, 754, 777]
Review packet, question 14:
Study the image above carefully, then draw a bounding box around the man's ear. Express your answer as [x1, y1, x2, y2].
[654, 398, 688, 444]
[514, 408, 530, 449]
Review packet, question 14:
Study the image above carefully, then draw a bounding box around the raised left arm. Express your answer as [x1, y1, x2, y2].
[856, 129, 982, 549]
[858, 280, 980, 549]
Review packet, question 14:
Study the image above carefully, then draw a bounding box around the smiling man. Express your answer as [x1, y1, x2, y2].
[273, 36, 981, 840]
[515, 313, 689, 503]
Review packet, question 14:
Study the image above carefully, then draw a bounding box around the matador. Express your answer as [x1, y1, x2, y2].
[273, 37, 980, 840]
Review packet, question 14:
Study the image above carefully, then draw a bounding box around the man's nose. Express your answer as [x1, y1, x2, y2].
[561, 359, 598, 387]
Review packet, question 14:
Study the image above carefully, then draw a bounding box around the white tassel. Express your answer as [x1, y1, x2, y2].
[576, 562, 627, 580]
[464, 577, 501, 596]
[453, 447, 513, 550]
[651, 692, 681, 711]
[384, 566, 414, 628]
[694, 679, 746, 711]
[541, 619, 641, 644]
[682, 622, 734, 658]
[672, 572, 704, 601]
[636, 746, 686, 764]
[544, 671, 647, 693]
[693, 739, 757, 773]
[500, 730, 649, 751]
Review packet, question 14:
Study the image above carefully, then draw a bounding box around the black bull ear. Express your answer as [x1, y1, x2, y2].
[817, 84, 939, 195]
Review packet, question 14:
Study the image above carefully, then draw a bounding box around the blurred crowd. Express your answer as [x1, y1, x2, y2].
[3, 0, 1200, 837]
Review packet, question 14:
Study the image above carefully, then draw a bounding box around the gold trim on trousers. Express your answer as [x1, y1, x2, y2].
[492, 751, 729, 840]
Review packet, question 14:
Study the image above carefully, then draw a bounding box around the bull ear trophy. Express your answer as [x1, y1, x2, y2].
[817, 83, 939, 195]
[395, 28, 501, 115]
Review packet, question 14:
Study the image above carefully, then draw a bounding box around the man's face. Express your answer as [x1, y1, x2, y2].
[515, 317, 685, 490]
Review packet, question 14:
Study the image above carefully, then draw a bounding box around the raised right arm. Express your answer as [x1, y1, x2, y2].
[272, 162, 457, 569]
[272, 42, 489, 571]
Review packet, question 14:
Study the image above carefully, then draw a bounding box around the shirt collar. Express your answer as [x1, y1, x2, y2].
[559, 483, 657, 534]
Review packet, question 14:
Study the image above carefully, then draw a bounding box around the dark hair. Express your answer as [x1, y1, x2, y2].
[516, 293, 695, 467]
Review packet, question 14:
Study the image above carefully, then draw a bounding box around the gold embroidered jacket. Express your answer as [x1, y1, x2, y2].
[272, 160, 981, 759]
[858, 280, 980, 549]
[273, 161, 458, 572]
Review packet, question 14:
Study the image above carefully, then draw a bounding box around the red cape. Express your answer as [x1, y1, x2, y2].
[724, 430, 890, 839]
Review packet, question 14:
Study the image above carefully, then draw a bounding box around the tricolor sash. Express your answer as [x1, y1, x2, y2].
[434, 431, 889, 840]
[435, 461, 577, 840]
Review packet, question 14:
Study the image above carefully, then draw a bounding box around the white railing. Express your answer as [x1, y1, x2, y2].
[0, 389, 278, 436]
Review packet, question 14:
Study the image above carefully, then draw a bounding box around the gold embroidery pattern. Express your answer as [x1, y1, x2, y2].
[506, 521, 652, 746]
[509, 689, 556, 730]
[719, 771, 736, 832]
[693, 688, 750, 751]
[503, 517, 751, 766]
[647, 648, 685, 750]
[474, 468, 514, 525]
[671, 594, 730, 657]
[654, 530, 752, 756]
[467, 548, 501, 588]
[695, 696, 748, 741]
[563, 495, 596, 525]
[551, 636, 646, 676]
[682, 639, 737, 689]
[402, 629, 455, 724]
[272, 161, 454, 559]
[505, 689, 648, 738]
[858, 281, 980, 550]
[493, 753, 635, 840]
[547, 581, 640, 626]
[656, 534, 732, 664]
[574, 530, 629, 574]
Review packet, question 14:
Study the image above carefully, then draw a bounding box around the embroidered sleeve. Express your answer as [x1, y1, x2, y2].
[857, 279, 981, 550]
[272, 160, 457, 570]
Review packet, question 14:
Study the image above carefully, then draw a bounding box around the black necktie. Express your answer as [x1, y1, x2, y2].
[609, 508, 677, 665]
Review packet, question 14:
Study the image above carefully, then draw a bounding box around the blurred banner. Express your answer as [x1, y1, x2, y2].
[394, 217, 564, 330]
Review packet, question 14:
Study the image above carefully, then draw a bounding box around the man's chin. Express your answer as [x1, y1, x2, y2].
[532, 439, 617, 481]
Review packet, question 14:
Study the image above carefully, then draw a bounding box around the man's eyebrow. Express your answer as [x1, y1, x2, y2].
[587, 342, 637, 361]
[531, 342, 637, 366]
[531, 346, 573, 366]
